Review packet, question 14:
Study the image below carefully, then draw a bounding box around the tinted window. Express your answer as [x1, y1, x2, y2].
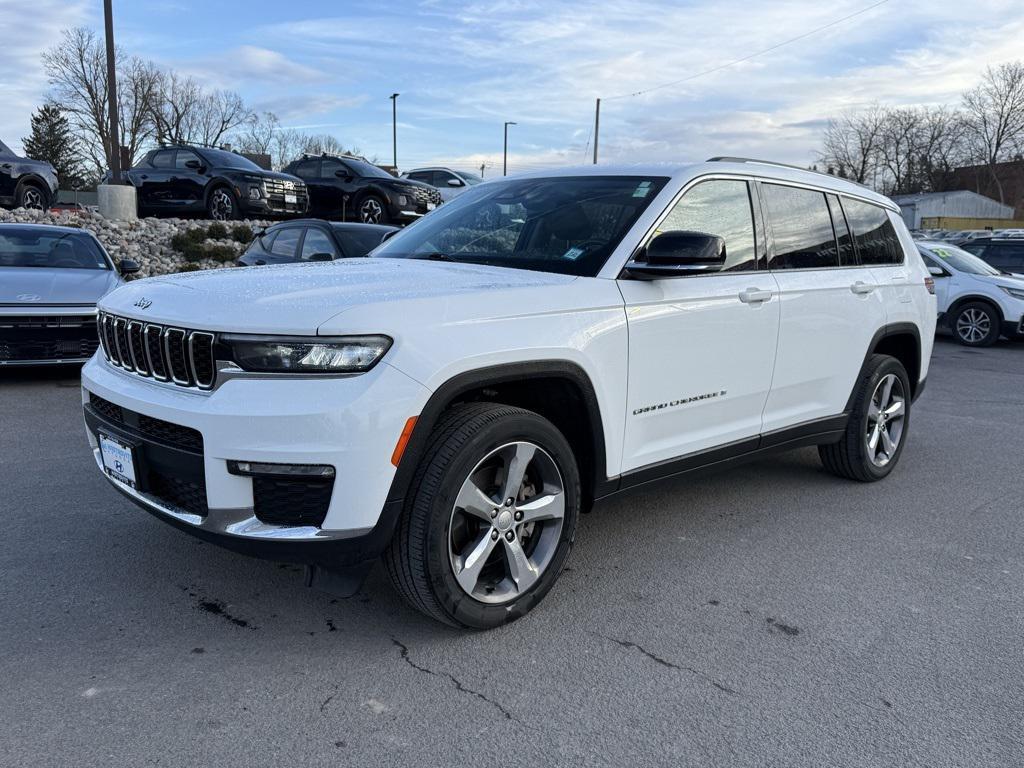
[843, 198, 902, 265]
[986, 243, 1024, 268]
[291, 159, 319, 180]
[150, 150, 174, 169]
[434, 171, 458, 187]
[407, 171, 434, 185]
[198, 148, 262, 171]
[763, 184, 838, 269]
[921, 244, 999, 276]
[270, 228, 301, 257]
[826, 194, 855, 265]
[659, 179, 757, 272]
[345, 158, 394, 179]
[375, 176, 669, 277]
[175, 150, 201, 169]
[333, 226, 389, 257]
[460, 171, 484, 186]
[0, 229, 110, 270]
[320, 158, 349, 178]
[300, 228, 336, 260]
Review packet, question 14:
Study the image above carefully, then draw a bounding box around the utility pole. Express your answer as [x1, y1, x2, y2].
[592, 98, 600, 165]
[389, 93, 399, 171]
[479, 162, 486, 178]
[103, 0, 122, 183]
[503, 121, 516, 176]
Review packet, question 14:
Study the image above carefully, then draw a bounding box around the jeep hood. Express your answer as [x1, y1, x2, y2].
[98, 258, 575, 334]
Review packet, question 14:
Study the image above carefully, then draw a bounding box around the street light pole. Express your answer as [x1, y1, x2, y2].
[503, 121, 516, 176]
[592, 98, 600, 165]
[389, 93, 399, 171]
[103, 0, 122, 183]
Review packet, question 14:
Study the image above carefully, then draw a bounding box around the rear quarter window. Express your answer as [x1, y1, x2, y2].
[843, 198, 903, 265]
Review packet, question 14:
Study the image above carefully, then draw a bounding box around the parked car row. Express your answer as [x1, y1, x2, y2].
[0, 139, 58, 211]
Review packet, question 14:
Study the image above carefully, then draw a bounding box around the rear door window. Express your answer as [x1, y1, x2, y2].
[659, 179, 758, 272]
[299, 228, 337, 260]
[762, 184, 838, 270]
[291, 159, 320, 180]
[150, 150, 174, 169]
[843, 198, 903, 265]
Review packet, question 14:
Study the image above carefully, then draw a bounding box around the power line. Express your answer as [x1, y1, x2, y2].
[602, 0, 889, 102]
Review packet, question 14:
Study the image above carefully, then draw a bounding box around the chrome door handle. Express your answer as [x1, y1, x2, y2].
[738, 288, 772, 304]
[850, 281, 875, 295]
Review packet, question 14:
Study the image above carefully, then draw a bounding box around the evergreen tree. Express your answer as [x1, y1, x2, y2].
[22, 103, 83, 187]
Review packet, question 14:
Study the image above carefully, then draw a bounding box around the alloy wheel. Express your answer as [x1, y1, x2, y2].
[22, 188, 43, 210]
[210, 189, 233, 221]
[865, 373, 906, 468]
[956, 307, 991, 344]
[448, 441, 565, 604]
[360, 198, 383, 223]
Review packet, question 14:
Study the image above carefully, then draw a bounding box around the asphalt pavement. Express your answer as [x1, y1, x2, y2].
[2, 337, 1023, 767]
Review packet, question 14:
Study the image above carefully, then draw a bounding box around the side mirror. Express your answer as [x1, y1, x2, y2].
[118, 258, 140, 276]
[625, 231, 726, 279]
[308, 252, 334, 262]
[184, 159, 203, 170]
[447, 178, 463, 187]
[927, 265, 947, 277]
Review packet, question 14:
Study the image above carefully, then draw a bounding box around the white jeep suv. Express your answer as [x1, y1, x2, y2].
[82, 158, 936, 629]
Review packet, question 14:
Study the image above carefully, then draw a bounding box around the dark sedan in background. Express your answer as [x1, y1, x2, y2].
[0, 139, 59, 211]
[0, 224, 137, 366]
[238, 219, 397, 266]
[124, 144, 308, 221]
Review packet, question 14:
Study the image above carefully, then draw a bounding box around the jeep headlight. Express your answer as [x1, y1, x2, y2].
[221, 335, 391, 373]
[1000, 285, 1024, 300]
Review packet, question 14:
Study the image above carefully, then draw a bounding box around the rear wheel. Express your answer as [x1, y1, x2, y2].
[819, 354, 911, 482]
[384, 403, 579, 629]
[952, 301, 999, 346]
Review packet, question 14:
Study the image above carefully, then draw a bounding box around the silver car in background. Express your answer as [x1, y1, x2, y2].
[0, 224, 138, 366]
[400, 167, 485, 202]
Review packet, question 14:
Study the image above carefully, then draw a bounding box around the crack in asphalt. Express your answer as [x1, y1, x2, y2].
[391, 638, 515, 721]
[599, 635, 739, 696]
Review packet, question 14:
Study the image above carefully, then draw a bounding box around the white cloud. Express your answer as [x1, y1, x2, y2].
[0, 1, 92, 153]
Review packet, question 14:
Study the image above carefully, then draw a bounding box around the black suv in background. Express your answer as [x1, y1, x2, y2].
[282, 154, 441, 224]
[125, 145, 308, 220]
[238, 219, 397, 266]
[0, 139, 59, 211]
[960, 237, 1024, 274]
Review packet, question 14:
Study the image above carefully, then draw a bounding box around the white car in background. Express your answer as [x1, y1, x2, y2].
[401, 167, 485, 202]
[918, 241, 1024, 346]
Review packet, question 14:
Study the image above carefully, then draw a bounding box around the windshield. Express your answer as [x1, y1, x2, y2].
[0, 228, 111, 270]
[347, 158, 394, 179]
[199, 148, 262, 172]
[922, 244, 1001, 276]
[374, 175, 668, 276]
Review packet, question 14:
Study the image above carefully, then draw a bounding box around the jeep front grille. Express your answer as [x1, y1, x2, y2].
[98, 312, 216, 389]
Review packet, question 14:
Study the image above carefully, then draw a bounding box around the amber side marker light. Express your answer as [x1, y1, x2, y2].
[391, 416, 418, 467]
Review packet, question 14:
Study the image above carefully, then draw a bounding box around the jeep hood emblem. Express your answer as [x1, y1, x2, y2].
[134, 297, 153, 309]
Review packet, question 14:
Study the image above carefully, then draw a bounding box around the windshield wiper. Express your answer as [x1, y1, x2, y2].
[414, 252, 457, 262]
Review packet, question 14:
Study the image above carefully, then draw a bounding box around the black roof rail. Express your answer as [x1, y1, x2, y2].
[706, 156, 871, 188]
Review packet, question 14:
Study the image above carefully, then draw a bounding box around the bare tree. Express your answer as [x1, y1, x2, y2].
[820, 105, 886, 185]
[42, 27, 158, 176]
[962, 61, 1024, 203]
[194, 90, 251, 147]
[301, 133, 351, 156]
[147, 70, 203, 145]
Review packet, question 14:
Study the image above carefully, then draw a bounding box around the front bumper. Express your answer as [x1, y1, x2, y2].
[81, 354, 429, 563]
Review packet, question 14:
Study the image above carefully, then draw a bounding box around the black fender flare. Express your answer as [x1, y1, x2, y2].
[845, 322, 923, 411]
[385, 360, 609, 505]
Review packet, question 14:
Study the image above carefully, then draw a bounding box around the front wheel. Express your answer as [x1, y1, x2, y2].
[17, 183, 47, 211]
[819, 354, 911, 482]
[207, 187, 239, 221]
[952, 302, 999, 346]
[384, 403, 580, 629]
[357, 195, 388, 224]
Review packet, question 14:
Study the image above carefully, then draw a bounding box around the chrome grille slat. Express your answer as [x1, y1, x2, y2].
[101, 313, 215, 390]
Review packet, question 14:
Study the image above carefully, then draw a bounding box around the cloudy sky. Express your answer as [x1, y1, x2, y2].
[2, 0, 1023, 174]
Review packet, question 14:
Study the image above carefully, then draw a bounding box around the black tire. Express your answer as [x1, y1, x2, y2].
[357, 195, 389, 224]
[16, 183, 48, 211]
[207, 186, 240, 221]
[951, 301, 1000, 347]
[819, 354, 912, 482]
[384, 403, 580, 629]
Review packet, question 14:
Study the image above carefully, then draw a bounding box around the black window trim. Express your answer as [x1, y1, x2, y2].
[826, 193, 858, 267]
